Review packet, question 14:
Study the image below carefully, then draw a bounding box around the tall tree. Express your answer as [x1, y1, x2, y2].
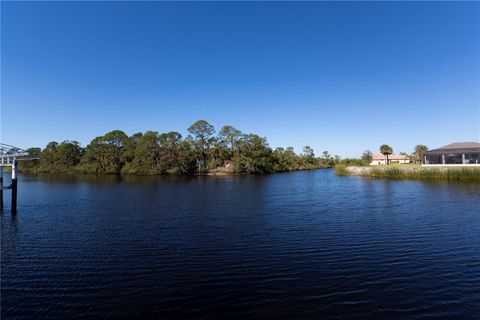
[218, 125, 242, 154]
[272, 147, 299, 171]
[83, 130, 129, 173]
[361, 150, 373, 165]
[56, 141, 83, 169]
[38, 141, 82, 172]
[132, 131, 161, 174]
[19, 147, 41, 172]
[40, 142, 59, 170]
[379, 144, 393, 165]
[187, 120, 215, 169]
[302, 146, 316, 166]
[158, 131, 183, 173]
[321, 150, 334, 167]
[122, 132, 143, 165]
[413, 145, 429, 164]
[234, 134, 273, 173]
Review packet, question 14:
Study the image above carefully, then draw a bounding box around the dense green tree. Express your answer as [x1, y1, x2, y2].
[319, 150, 335, 167]
[302, 146, 316, 166]
[175, 139, 197, 174]
[234, 134, 273, 173]
[285, 147, 299, 167]
[123, 131, 161, 174]
[158, 131, 184, 173]
[209, 125, 242, 169]
[18, 147, 41, 172]
[40, 142, 59, 169]
[218, 125, 242, 154]
[122, 132, 143, 164]
[187, 120, 215, 166]
[272, 147, 302, 171]
[36, 141, 83, 172]
[83, 130, 129, 173]
[56, 141, 83, 168]
[361, 150, 373, 166]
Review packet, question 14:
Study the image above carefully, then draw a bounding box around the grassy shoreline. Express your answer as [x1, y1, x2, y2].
[335, 164, 480, 181]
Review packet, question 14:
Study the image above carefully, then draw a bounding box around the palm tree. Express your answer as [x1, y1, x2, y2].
[379, 144, 393, 165]
[413, 145, 429, 164]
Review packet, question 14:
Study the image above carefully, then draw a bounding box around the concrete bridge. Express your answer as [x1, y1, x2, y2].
[1, 143, 35, 213]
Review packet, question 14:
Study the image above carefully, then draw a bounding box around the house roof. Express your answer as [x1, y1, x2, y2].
[372, 154, 409, 160]
[426, 142, 480, 154]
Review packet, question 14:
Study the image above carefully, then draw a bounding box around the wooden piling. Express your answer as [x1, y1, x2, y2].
[11, 161, 17, 213]
[1, 145, 33, 212]
[0, 166, 3, 210]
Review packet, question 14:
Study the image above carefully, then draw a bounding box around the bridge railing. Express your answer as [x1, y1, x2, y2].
[0, 143, 35, 166]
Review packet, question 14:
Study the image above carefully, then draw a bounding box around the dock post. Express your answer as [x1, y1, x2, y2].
[11, 160, 17, 213]
[0, 166, 3, 210]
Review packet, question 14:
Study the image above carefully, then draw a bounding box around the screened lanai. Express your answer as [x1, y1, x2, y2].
[424, 142, 480, 165]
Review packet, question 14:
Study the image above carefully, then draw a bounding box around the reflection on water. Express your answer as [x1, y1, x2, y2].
[2, 169, 480, 319]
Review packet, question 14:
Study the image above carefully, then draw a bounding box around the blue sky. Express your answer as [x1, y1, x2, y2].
[1, 1, 479, 157]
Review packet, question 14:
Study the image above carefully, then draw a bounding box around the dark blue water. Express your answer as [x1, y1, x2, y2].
[1, 170, 480, 319]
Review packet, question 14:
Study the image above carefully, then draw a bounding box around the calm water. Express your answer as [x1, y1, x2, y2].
[1, 169, 480, 319]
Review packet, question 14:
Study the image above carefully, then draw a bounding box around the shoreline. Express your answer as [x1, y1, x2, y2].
[15, 166, 330, 177]
[335, 164, 480, 181]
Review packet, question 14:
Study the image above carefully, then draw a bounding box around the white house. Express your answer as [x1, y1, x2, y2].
[370, 154, 410, 166]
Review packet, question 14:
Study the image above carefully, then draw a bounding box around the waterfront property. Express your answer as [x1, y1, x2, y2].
[370, 154, 410, 165]
[424, 142, 480, 166]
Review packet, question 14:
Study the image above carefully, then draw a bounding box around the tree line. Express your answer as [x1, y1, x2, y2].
[19, 120, 340, 175]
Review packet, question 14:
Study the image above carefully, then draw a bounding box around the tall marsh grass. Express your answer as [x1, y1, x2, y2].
[336, 165, 480, 181]
[371, 167, 480, 181]
[334, 164, 349, 176]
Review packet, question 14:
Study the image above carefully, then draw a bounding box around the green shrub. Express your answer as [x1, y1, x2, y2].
[334, 164, 348, 176]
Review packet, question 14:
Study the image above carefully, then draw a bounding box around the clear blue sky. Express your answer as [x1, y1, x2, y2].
[1, 1, 479, 157]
